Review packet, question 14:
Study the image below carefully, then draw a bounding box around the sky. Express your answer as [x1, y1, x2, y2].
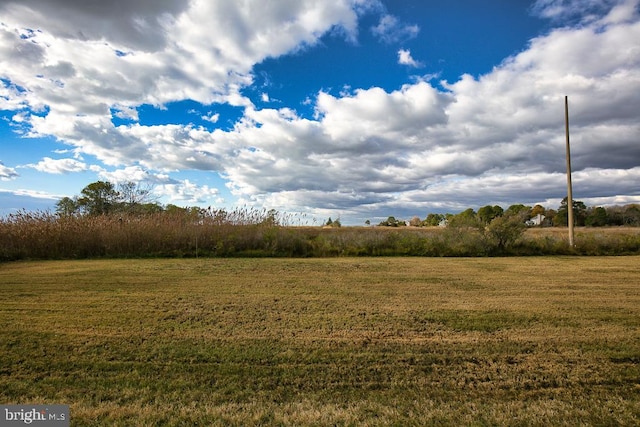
[1, 0, 639, 225]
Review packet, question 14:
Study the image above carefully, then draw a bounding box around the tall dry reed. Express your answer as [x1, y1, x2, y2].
[1, 209, 639, 260]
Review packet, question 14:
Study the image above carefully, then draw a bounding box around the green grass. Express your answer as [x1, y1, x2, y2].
[1, 257, 640, 425]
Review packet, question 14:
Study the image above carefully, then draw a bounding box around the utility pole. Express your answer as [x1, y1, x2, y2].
[565, 96, 575, 247]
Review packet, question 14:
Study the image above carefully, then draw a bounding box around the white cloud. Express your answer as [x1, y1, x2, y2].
[0, 0, 187, 52]
[0, 162, 19, 180]
[1, 1, 639, 222]
[0, 79, 29, 111]
[316, 82, 450, 141]
[212, 9, 640, 220]
[26, 157, 87, 174]
[201, 112, 220, 123]
[0, 0, 374, 134]
[397, 49, 423, 67]
[97, 167, 222, 205]
[602, 0, 640, 24]
[157, 179, 221, 204]
[530, 0, 630, 23]
[113, 105, 139, 121]
[371, 14, 419, 43]
[0, 189, 61, 216]
[11, 112, 28, 124]
[11, 188, 63, 200]
[97, 166, 157, 184]
[114, 123, 228, 171]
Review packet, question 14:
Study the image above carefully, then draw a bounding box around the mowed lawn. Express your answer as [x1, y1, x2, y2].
[1, 257, 639, 426]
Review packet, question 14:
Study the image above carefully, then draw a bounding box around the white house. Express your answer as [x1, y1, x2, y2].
[526, 214, 545, 226]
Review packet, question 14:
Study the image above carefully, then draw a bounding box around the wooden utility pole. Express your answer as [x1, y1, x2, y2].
[565, 96, 575, 246]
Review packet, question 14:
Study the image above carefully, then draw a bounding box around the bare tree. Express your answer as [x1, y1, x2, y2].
[117, 181, 158, 212]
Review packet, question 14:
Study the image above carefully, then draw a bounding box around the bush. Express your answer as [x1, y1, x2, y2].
[485, 213, 527, 254]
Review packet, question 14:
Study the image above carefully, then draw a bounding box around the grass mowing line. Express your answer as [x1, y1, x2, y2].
[1, 257, 639, 425]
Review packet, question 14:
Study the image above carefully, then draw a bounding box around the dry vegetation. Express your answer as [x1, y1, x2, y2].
[1, 209, 640, 260]
[1, 257, 639, 425]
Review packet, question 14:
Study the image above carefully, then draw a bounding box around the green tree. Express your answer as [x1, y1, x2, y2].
[530, 204, 546, 217]
[622, 204, 640, 226]
[136, 203, 164, 214]
[77, 181, 120, 215]
[165, 204, 188, 215]
[55, 196, 79, 216]
[506, 204, 531, 216]
[585, 207, 608, 227]
[424, 213, 445, 227]
[485, 212, 527, 252]
[379, 216, 403, 227]
[545, 209, 557, 226]
[554, 197, 587, 226]
[323, 217, 341, 227]
[448, 208, 482, 230]
[477, 205, 504, 224]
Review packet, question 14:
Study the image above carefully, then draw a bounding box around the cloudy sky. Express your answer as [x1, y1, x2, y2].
[1, 0, 639, 224]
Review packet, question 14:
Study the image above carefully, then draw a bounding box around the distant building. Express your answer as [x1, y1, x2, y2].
[526, 214, 545, 226]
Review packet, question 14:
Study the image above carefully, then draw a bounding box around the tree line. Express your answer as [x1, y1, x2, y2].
[56, 181, 168, 216]
[2, 179, 639, 260]
[379, 199, 640, 228]
[58, 181, 639, 229]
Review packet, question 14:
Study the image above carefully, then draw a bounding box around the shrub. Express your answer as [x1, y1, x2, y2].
[485, 213, 527, 254]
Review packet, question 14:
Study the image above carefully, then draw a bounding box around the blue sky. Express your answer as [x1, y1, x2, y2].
[1, 0, 639, 224]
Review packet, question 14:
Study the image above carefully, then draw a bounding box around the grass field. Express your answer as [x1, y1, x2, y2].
[1, 257, 639, 425]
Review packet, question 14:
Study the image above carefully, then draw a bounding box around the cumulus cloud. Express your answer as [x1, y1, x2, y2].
[113, 105, 139, 121]
[214, 7, 640, 220]
[0, 0, 371, 125]
[26, 157, 87, 174]
[0, 0, 382, 205]
[97, 166, 157, 184]
[0, 79, 29, 111]
[158, 179, 221, 204]
[0, 0, 639, 223]
[397, 49, 423, 67]
[0, 162, 19, 180]
[0, 0, 187, 52]
[96, 166, 220, 204]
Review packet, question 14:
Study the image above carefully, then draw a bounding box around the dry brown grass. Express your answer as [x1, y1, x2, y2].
[2, 209, 640, 260]
[1, 257, 639, 425]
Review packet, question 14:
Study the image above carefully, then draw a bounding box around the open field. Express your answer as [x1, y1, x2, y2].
[1, 257, 640, 425]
